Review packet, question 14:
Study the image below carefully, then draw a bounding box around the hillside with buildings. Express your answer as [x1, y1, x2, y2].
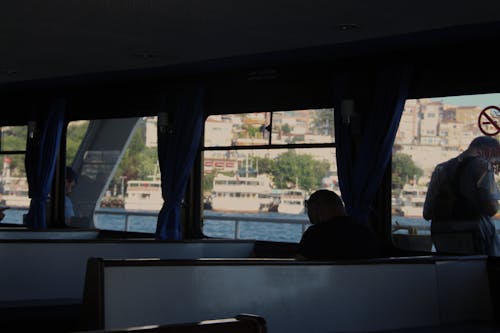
[395, 99, 485, 183]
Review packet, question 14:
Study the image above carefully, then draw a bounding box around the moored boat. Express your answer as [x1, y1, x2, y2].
[397, 184, 427, 218]
[277, 189, 306, 214]
[211, 174, 273, 213]
[124, 179, 162, 211]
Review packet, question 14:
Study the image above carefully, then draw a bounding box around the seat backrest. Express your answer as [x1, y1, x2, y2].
[76, 314, 267, 333]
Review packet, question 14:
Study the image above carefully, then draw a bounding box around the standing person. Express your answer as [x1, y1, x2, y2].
[423, 136, 500, 255]
[297, 189, 381, 260]
[65, 166, 77, 225]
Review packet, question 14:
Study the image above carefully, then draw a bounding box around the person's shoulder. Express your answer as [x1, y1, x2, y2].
[323, 216, 372, 234]
[437, 156, 460, 170]
[457, 155, 487, 180]
[334, 215, 367, 228]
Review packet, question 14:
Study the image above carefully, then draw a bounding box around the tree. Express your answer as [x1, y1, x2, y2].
[271, 151, 330, 192]
[66, 121, 89, 165]
[312, 109, 334, 136]
[251, 156, 273, 175]
[392, 153, 423, 189]
[245, 125, 260, 138]
[203, 170, 217, 193]
[0, 126, 28, 176]
[281, 123, 293, 134]
[113, 121, 157, 182]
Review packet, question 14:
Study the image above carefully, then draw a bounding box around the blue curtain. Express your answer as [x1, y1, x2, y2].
[25, 98, 65, 229]
[156, 87, 204, 240]
[334, 65, 413, 224]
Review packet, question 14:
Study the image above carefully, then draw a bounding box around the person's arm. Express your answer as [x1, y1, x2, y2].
[473, 159, 500, 217]
[296, 227, 313, 259]
[65, 196, 75, 225]
[423, 167, 441, 221]
[483, 199, 499, 217]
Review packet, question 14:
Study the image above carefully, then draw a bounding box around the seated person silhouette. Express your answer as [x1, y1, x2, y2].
[297, 189, 381, 260]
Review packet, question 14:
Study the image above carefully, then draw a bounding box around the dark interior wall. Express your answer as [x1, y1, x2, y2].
[1, 21, 500, 123]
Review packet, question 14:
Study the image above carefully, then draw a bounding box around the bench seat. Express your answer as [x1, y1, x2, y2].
[81, 256, 492, 332]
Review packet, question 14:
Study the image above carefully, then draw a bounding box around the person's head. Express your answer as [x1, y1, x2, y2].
[467, 136, 500, 157]
[305, 189, 346, 224]
[65, 166, 77, 195]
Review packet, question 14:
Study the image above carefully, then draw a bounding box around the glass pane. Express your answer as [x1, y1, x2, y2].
[67, 117, 159, 233]
[271, 109, 334, 144]
[204, 113, 270, 147]
[202, 147, 338, 242]
[0, 154, 29, 224]
[0, 126, 27, 152]
[66, 120, 90, 165]
[101, 117, 159, 233]
[204, 109, 335, 148]
[391, 94, 500, 253]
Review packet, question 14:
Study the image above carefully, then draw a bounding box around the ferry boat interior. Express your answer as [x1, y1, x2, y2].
[2, 1, 500, 332]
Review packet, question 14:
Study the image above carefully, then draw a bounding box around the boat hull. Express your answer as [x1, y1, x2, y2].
[211, 197, 268, 213]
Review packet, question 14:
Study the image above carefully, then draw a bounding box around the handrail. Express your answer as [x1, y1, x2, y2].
[94, 207, 156, 232]
[1, 207, 436, 239]
[94, 208, 311, 237]
[203, 211, 310, 238]
[93, 208, 435, 239]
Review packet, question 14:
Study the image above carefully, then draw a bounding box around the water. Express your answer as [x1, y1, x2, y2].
[203, 219, 305, 243]
[4, 208, 500, 243]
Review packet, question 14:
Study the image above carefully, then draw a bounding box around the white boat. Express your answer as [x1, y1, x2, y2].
[211, 174, 273, 213]
[278, 189, 306, 214]
[124, 179, 163, 211]
[0, 176, 30, 208]
[398, 184, 427, 218]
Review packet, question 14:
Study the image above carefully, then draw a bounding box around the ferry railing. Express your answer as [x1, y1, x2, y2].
[94, 207, 155, 233]
[94, 208, 311, 238]
[203, 211, 311, 239]
[93, 208, 435, 239]
[3, 207, 441, 238]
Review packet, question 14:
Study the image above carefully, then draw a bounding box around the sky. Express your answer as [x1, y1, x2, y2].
[432, 93, 500, 109]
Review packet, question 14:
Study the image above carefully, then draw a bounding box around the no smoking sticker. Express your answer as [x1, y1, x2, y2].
[478, 106, 500, 136]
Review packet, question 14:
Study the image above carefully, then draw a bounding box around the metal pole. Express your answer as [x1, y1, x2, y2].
[235, 219, 240, 239]
[124, 214, 129, 231]
[121, 176, 125, 199]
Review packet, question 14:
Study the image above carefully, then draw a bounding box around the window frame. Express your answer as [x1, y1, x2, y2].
[200, 108, 337, 242]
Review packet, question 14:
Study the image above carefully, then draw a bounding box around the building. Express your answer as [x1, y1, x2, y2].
[419, 100, 442, 145]
[397, 100, 420, 145]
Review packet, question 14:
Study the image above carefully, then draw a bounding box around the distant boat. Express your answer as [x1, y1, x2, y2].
[211, 174, 273, 213]
[277, 189, 306, 214]
[124, 179, 162, 211]
[0, 176, 30, 208]
[397, 183, 427, 218]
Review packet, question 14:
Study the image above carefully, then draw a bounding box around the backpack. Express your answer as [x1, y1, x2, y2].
[432, 156, 481, 221]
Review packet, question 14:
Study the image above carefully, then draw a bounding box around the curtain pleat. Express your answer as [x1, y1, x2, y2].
[25, 98, 65, 229]
[334, 65, 413, 224]
[156, 87, 204, 240]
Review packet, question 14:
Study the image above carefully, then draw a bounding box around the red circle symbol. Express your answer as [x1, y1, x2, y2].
[478, 106, 500, 136]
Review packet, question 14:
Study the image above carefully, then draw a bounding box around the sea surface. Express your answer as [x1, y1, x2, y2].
[3, 207, 500, 243]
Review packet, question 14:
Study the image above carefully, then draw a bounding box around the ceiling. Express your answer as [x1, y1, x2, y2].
[2, 0, 500, 84]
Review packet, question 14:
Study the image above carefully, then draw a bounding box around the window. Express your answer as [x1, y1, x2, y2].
[66, 117, 159, 233]
[391, 93, 500, 252]
[0, 125, 28, 224]
[202, 109, 336, 242]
